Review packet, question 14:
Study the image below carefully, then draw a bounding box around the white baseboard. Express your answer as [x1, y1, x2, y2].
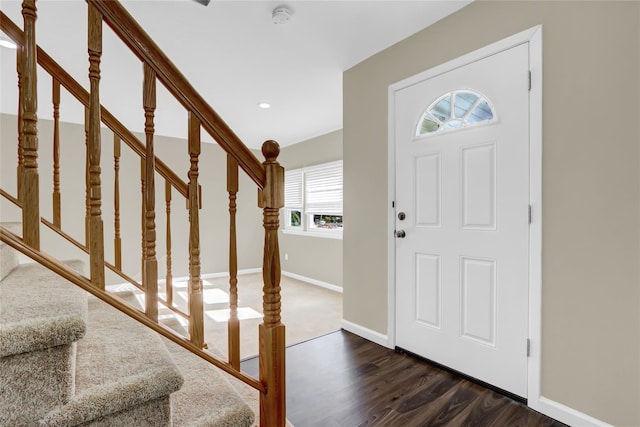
[282, 271, 343, 293]
[341, 320, 391, 348]
[531, 396, 614, 427]
[148, 268, 263, 286]
[201, 268, 261, 280]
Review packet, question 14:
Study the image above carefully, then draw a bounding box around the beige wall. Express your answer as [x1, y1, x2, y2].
[278, 130, 343, 287]
[343, 1, 639, 425]
[0, 114, 263, 284]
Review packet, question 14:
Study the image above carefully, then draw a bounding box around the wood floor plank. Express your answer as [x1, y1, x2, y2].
[241, 330, 566, 427]
[453, 389, 512, 426]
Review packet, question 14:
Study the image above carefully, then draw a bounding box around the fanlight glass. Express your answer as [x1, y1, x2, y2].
[417, 90, 495, 136]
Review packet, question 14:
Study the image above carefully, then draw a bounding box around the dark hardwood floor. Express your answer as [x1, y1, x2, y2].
[242, 330, 566, 427]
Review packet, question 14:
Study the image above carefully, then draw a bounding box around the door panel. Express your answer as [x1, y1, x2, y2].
[394, 44, 530, 397]
[460, 256, 496, 346]
[415, 154, 441, 227]
[461, 143, 496, 230]
[415, 252, 441, 328]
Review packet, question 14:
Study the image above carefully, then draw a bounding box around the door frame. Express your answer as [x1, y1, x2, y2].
[387, 25, 542, 404]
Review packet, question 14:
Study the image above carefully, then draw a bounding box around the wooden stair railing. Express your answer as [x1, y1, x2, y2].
[0, 11, 189, 295]
[88, 0, 265, 188]
[0, 226, 266, 395]
[0, 1, 286, 425]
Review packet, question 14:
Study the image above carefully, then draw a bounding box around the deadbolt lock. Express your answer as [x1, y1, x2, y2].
[398, 212, 406, 220]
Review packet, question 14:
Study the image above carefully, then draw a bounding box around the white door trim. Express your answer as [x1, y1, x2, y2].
[387, 24, 543, 407]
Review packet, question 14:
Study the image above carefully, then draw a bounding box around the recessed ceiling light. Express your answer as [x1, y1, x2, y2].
[0, 39, 17, 50]
[258, 102, 271, 109]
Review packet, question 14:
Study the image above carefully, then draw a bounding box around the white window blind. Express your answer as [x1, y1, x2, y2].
[284, 169, 303, 209]
[304, 161, 343, 215]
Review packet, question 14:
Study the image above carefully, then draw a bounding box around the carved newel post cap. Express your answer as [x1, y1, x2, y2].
[262, 140, 280, 162]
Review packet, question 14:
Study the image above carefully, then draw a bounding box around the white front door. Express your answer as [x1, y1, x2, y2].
[394, 44, 530, 397]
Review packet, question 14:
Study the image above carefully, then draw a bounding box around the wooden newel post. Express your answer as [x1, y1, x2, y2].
[165, 180, 173, 306]
[16, 45, 24, 202]
[143, 63, 158, 321]
[227, 154, 240, 369]
[114, 136, 122, 270]
[84, 107, 90, 246]
[21, 0, 40, 249]
[87, 3, 105, 289]
[52, 78, 61, 228]
[187, 112, 204, 349]
[140, 157, 146, 287]
[258, 140, 286, 427]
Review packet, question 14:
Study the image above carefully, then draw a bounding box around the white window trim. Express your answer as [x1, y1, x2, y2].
[283, 160, 343, 240]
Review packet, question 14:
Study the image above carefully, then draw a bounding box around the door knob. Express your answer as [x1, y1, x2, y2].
[394, 230, 406, 238]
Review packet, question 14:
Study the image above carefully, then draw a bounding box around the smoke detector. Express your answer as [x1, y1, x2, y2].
[272, 6, 292, 25]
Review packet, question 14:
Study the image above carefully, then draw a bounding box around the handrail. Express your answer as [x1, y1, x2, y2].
[0, 12, 189, 199]
[0, 226, 266, 393]
[87, 0, 266, 189]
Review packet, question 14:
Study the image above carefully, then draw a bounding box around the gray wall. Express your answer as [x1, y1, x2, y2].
[278, 130, 343, 287]
[0, 113, 263, 284]
[343, 2, 639, 425]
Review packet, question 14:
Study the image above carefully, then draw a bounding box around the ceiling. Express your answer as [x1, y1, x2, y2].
[0, 0, 470, 149]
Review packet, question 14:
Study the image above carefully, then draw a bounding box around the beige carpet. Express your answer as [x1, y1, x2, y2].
[154, 273, 343, 360]
[112, 273, 342, 426]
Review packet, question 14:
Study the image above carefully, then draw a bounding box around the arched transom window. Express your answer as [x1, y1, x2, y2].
[416, 90, 496, 136]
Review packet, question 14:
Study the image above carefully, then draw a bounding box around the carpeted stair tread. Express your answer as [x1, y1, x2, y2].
[0, 260, 87, 356]
[114, 290, 255, 426]
[0, 260, 88, 425]
[162, 338, 255, 427]
[41, 297, 184, 426]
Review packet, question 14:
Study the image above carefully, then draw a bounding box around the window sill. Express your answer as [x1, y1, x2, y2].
[281, 229, 343, 240]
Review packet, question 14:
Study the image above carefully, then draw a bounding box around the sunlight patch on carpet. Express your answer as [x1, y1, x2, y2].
[177, 287, 229, 305]
[205, 307, 262, 322]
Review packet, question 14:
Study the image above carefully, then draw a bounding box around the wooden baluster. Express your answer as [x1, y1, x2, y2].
[227, 155, 240, 369]
[21, 0, 40, 249]
[258, 140, 286, 426]
[87, 3, 105, 289]
[188, 112, 204, 349]
[143, 63, 158, 320]
[140, 157, 146, 287]
[16, 45, 24, 202]
[84, 107, 90, 246]
[165, 180, 173, 306]
[114, 135, 122, 270]
[52, 78, 61, 228]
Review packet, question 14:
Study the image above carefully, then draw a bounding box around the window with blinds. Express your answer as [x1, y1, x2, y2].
[284, 169, 303, 228]
[283, 160, 343, 237]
